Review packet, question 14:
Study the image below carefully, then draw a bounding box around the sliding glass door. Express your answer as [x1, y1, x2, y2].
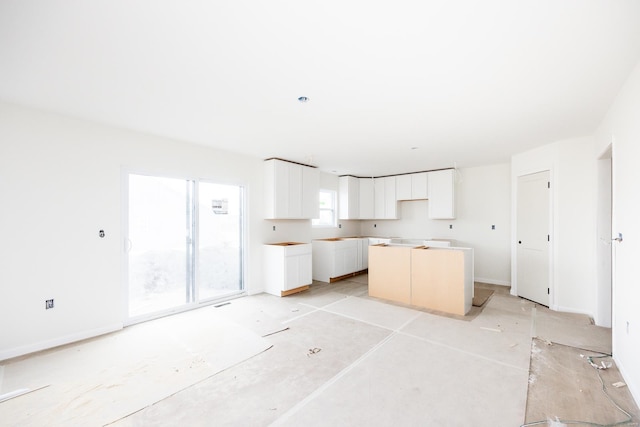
[127, 174, 244, 321]
[198, 182, 243, 300]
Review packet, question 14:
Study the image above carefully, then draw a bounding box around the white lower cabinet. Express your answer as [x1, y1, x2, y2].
[358, 238, 369, 270]
[368, 237, 392, 246]
[312, 238, 368, 282]
[263, 243, 312, 296]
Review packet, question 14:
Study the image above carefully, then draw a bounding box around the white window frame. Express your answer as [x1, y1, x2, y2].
[312, 189, 337, 228]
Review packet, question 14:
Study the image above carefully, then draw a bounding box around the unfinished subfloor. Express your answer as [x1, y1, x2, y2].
[1, 275, 638, 426]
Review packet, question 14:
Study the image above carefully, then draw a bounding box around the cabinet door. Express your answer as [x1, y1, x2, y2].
[341, 243, 359, 275]
[302, 166, 320, 219]
[384, 176, 397, 219]
[360, 238, 369, 269]
[264, 159, 290, 218]
[359, 178, 375, 219]
[284, 255, 300, 290]
[284, 253, 312, 290]
[339, 176, 359, 219]
[334, 244, 347, 277]
[396, 174, 412, 200]
[412, 172, 428, 199]
[428, 169, 455, 219]
[334, 241, 358, 277]
[265, 159, 301, 219]
[287, 163, 303, 218]
[298, 252, 312, 286]
[374, 178, 385, 219]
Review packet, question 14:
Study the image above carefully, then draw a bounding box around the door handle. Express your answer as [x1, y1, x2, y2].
[612, 233, 623, 242]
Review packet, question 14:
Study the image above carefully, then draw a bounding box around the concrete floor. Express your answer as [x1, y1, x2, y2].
[2, 275, 637, 426]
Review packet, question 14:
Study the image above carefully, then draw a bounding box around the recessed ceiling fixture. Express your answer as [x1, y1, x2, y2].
[298, 96, 309, 103]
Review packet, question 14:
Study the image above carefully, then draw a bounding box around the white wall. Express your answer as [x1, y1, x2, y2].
[511, 137, 597, 316]
[595, 60, 640, 404]
[0, 102, 267, 360]
[359, 164, 512, 285]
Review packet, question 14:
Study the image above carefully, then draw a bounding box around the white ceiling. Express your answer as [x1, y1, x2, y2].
[1, 1, 640, 176]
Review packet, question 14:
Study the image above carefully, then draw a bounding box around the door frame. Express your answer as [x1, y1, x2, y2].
[121, 168, 247, 326]
[512, 167, 554, 308]
[595, 145, 613, 328]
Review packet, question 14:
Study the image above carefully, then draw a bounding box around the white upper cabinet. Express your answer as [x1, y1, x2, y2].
[428, 169, 456, 219]
[302, 166, 320, 219]
[384, 176, 397, 218]
[264, 159, 319, 219]
[396, 172, 428, 200]
[338, 176, 359, 220]
[412, 172, 428, 199]
[396, 174, 412, 200]
[374, 178, 385, 219]
[374, 176, 397, 219]
[359, 178, 375, 219]
[338, 170, 450, 220]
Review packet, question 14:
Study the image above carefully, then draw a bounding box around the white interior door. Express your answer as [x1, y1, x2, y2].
[517, 171, 550, 306]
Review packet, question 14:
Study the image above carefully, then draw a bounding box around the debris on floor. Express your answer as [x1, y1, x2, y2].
[612, 382, 627, 388]
[261, 327, 290, 337]
[546, 417, 567, 427]
[581, 354, 612, 370]
[307, 347, 321, 357]
[480, 327, 502, 333]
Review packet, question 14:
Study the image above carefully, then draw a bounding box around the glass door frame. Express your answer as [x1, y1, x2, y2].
[122, 169, 247, 326]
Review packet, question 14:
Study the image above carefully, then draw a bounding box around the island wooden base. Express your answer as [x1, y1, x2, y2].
[368, 244, 473, 315]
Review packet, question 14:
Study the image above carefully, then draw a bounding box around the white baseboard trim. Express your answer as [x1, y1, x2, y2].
[615, 356, 640, 409]
[474, 277, 511, 287]
[0, 323, 123, 362]
[554, 305, 595, 319]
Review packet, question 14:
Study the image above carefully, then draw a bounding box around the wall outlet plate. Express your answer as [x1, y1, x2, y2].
[46, 299, 54, 309]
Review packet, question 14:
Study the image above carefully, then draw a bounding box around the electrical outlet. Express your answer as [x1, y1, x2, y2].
[374, 224, 377, 228]
[449, 224, 453, 229]
[46, 299, 54, 309]
[491, 225, 495, 230]
[338, 224, 342, 228]
[272, 225, 276, 231]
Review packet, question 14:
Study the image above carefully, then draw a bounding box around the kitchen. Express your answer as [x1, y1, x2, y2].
[263, 158, 511, 315]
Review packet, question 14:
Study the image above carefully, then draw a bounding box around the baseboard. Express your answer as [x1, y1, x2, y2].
[614, 356, 640, 409]
[0, 323, 123, 362]
[474, 277, 511, 287]
[554, 305, 594, 319]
